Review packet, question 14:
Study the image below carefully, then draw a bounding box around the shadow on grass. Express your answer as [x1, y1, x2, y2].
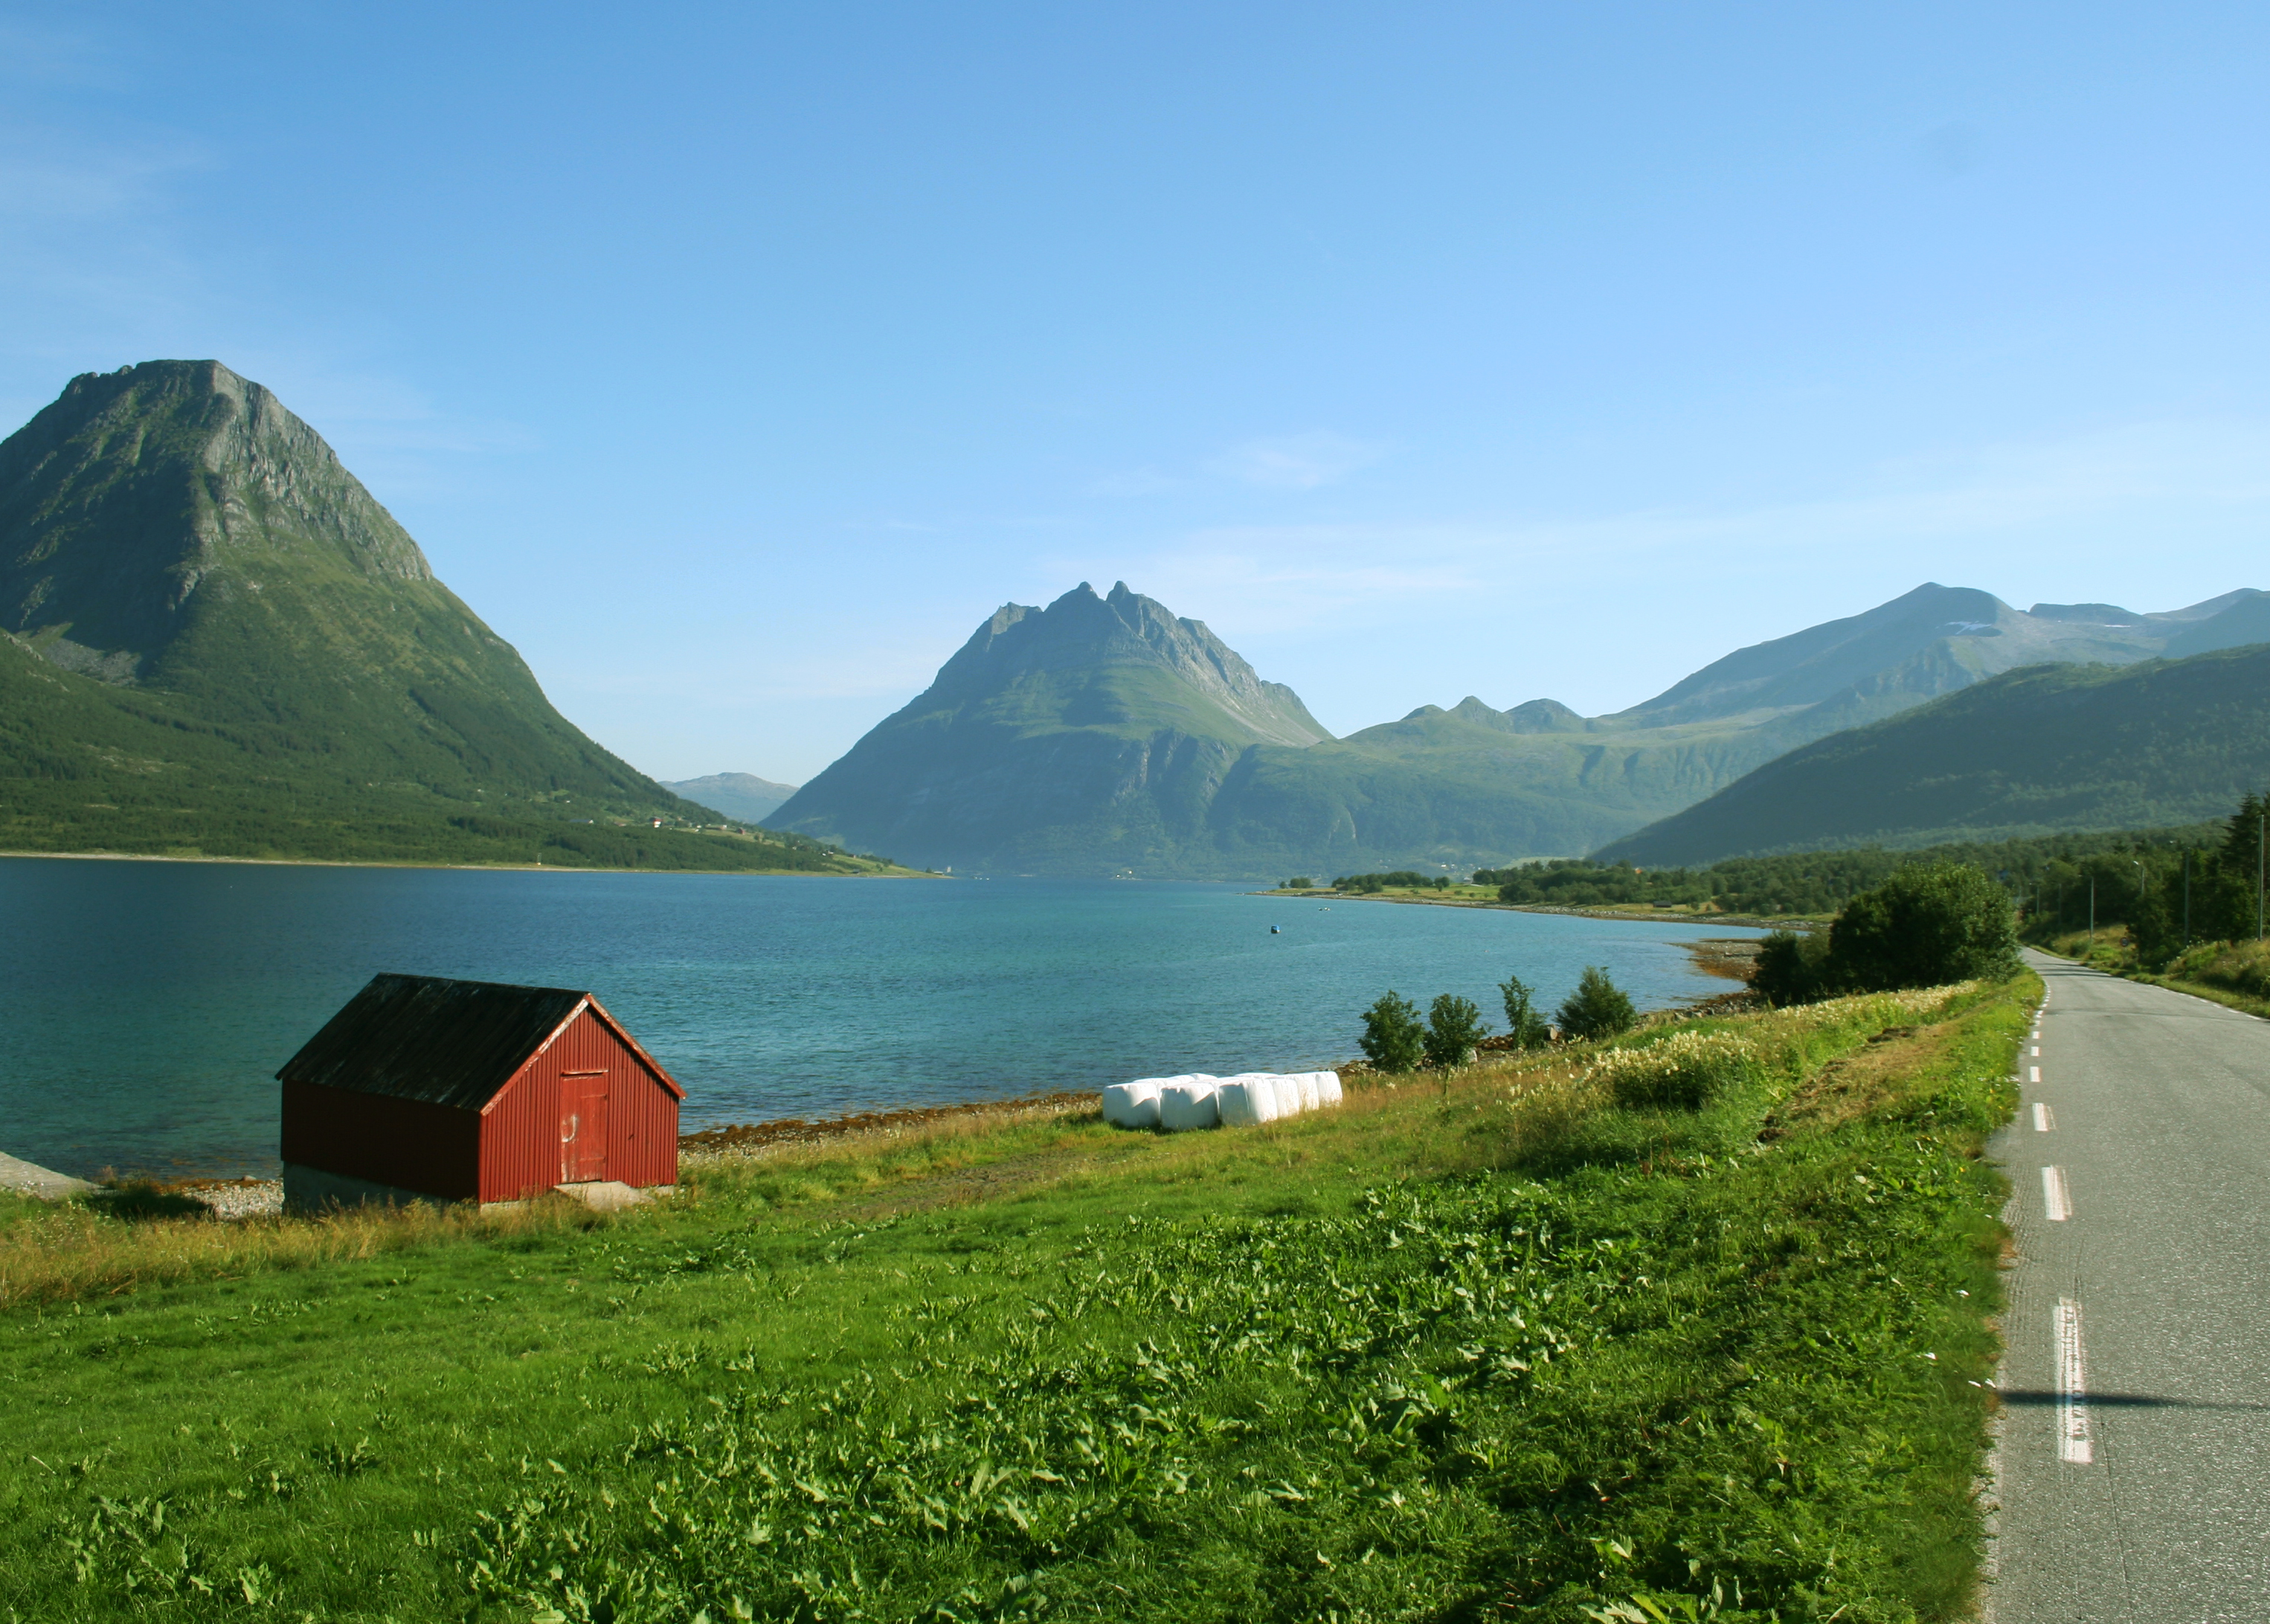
[86, 1179, 212, 1222]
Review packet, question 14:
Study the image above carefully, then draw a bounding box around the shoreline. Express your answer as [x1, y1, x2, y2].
[17, 895, 1766, 1200]
[0, 847, 933, 878]
[1256, 888, 1821, 931]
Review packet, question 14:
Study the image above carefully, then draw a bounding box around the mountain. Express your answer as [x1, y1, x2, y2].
[771, 581, 1330, 871]
[0, 360, 873, 872]
[779, 579, 2257, 877]
[663, 773, 800, 824]
[1595, 644, 2270, 866]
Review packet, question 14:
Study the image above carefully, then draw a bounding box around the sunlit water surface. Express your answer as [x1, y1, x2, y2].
[0, 859, 1766, 1179]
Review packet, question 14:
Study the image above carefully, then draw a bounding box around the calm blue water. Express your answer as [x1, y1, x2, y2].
[0, 859, 1766, 1179]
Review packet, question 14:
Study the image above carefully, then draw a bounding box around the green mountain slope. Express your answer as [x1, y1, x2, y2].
[1595, 644, 2270, 866]
[0, 360, 872, 872]
[772, 581, 1331, 871]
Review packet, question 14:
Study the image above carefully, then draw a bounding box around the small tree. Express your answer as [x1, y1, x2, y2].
[1423, 993, 1488, 1070]
[1555, 966, 1636, 1041]
[1498, 973, 1552, 1048]
[1284, 877, 1314, 890]
[1749, 929, 1839, 1006]
[1358, 991, 1426, 1073]
[1832, 863, 2019, 990]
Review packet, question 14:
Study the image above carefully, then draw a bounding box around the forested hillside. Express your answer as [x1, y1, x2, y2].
[1598, 645, 2270, 866]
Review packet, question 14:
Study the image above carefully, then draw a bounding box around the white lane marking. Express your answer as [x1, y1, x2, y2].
[2030, 1066, 2041, 1083]
[2033, 1103, 2056, 1131]
[2042, 1165, 2072, 1221]
[2055, 1298, 2094, 1464]
[2031, 1045, 2040, 1057]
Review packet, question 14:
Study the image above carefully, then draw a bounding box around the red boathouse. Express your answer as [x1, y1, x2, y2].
[277, 973, 683, 1211]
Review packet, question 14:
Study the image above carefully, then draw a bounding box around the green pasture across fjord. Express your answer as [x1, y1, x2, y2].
[0, 979, 2029, 1623]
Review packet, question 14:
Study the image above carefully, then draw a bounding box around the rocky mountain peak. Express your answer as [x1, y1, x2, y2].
[0, 359, 436, 675]
[927, 580, 1330, 747]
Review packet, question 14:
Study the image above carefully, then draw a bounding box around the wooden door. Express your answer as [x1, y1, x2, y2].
[559, 1070, 609, 1183]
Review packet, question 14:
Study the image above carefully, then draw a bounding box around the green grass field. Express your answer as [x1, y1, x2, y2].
[0, 979, 2028, 1623]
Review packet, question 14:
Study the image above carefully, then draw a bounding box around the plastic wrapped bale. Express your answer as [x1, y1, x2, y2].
[1293, 1072, 1321, 1112]
[1312, 1070, 1345, 1109]
[1157, 1078, 1223, 1132]
[1215, 1074, 1282, 1127]
[1102, 1078, 1168, 1129]
[1270, 1074, 1304, 1118]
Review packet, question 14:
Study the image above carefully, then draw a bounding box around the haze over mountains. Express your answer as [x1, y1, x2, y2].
[774, 579, 2269, 877]
[661, 773, 800, 825]
[0, 361, 865, 872]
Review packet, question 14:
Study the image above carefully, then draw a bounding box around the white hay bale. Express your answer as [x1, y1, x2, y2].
[1270, 1074, 1304, 1118]
[1313, 1070, 1345, 1109]
[1293, 1072, 1321, 1112]
[1102, 1078, 1167, 1129]
[1157, 1078, 1222, 1132]
[1214, 1074, 1281, 1127]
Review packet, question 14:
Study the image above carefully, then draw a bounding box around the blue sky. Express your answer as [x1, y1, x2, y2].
[4, 3, 2266, 782]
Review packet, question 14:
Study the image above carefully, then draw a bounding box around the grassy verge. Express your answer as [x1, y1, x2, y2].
[1, 980, 2029, 1622]
[2028, 928, 2270, 1019]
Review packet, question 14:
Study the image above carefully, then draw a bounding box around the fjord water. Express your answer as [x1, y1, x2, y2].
[0, 859, 1765, 1180]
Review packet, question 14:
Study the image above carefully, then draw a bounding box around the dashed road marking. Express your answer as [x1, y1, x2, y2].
[2033, 1103, 2056, 1132]
[2055, 1298, 2094, 1464]
[2031, 1065, 2042, 1083]
[2032, 1045, 2041, 1057]
[2042, 1164, 2072, 1221]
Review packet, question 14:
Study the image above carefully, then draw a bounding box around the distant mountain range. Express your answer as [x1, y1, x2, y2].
[663, 773, 800, 824]
[10, 361, 2258, 879]
[1597, 643, 2270, 865]
[0, 361, 875, 873]
[774, 579, 2269, 877]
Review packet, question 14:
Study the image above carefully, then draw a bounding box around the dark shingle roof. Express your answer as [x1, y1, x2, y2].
[277, 973, 599, 1110]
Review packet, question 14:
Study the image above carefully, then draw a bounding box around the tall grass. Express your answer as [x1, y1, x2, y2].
[0, 1192, 608, 1310]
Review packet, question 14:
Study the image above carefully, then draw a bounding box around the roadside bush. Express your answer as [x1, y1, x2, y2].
[1422, 993, 1487, 1070]
[1749, 929, 1841, 1006]
[2164, 937, 2270, 999]
[1357, 991, 1426, 1072]
[1556, 966, 1637, 1040]
[1498, 973, 1552, 1049]
[1590, 1031, 1758, 1110]
[1833, 863, 2019, 990]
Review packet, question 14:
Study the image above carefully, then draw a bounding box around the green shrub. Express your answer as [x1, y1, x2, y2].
[1283, 876, 1314, 890]
[1833, 863, 2019, 991]
[1557, 966, 1637, 1040]
[1357, 991, 1426, 1072]
[1421, 993, 1487, 1070]
[1750, 929, 1841, 1006]
[1498, 973, 1552, 1048]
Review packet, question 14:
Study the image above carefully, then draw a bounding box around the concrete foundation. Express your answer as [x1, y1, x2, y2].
[0, 1151, 95, 1200]
[282, 1162, 459, 1215]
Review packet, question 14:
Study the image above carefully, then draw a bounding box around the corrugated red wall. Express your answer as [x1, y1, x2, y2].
[280, 1080, 481, 1200]
[478, 1007, 679, 1202]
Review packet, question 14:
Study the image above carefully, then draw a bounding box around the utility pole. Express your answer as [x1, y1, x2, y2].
[2184, 849, 2192, 947]
[2258, 810, 2265, 941]
[2089, 874, 2096, 950]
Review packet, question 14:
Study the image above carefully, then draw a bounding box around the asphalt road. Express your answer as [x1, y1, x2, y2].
[1988, 949, 2270, 1623]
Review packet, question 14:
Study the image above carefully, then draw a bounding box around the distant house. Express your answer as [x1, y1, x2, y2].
[277, 973, 683, 1212]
